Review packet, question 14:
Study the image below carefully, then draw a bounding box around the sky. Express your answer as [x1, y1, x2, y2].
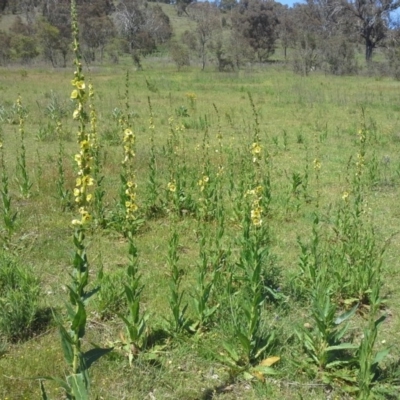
[278, 0, 303, 7]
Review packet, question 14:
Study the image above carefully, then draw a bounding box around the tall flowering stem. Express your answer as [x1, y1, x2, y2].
[117, 71, 140, 234]
[15, 95, 32, 198]
[70, 0, 92, 382]
[40, 3, 112, 398]
[227, 94, 277, 367]
[0, 133, 17, 248]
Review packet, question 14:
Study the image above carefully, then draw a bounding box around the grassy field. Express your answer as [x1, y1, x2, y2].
[0, 58, 400, 400]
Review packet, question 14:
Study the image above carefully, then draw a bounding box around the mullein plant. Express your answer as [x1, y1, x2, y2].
[15, 95, 32, 199]
[220, 97, 278, 378]
[110, 71, 149, 363]
[0, 132, 17, 248]
[330, 121, 384, 306]
[118, 112, 149, 363]
[117, 71, 143, 234]
[294, 279, 359, 384]
[40, 2, 112, 398]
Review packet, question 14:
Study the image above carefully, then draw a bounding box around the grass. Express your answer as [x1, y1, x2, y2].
[0, 60, 400, 398]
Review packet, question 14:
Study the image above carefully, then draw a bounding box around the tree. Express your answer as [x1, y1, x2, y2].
[186, 2, 222, 70]
[175, 0, 193, 16]
[36, 18, 61, 67]
[0, 31, 11, 65]
[341, 0, 400, 61]
[116, 0, 172, 68]
[42, 0, 71, 67]
[275, 4, 296, 59]
[10, 34, 39, 63]
[231, 0, 279, 62]
[81, 15, 115, 62]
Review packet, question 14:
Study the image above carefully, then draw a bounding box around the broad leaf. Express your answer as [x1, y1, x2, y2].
[222, 342, 240, 362]
[334, 304, 358, 325]
[67, 373, 89, 400]
[59, 325, 74, 366]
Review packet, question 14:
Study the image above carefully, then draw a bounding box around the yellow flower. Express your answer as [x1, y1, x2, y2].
[251, 143, 262, 155]
[168, 181, 176, 192]
[73, 188, 81, 197]
[313, 158, 321, 171]
[342, 191, 349, 201]
[80, 140, 89, 150]
[76, 81, 85, 90]
[124, 129, 134, 140]
[71, 90, 79, 99]
[83, 176, 94, 186]
[81, 212, 91, 224]
[252, 217, 262, 227]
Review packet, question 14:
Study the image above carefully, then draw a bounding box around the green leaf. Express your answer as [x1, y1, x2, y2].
[83, 347, 113, 370]
[373, 347, 390, 365]
[71, 301, 87, 338]
[236, 332, 251, 354]
[222, 342, 240, 362]
[59, 325, 74, 366]
[67, 373, 89, 400]
[334, 304, 358, 325]
[243, 371, 254, 381]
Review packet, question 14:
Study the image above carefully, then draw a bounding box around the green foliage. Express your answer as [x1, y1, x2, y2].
[10, 34, 39, 64]
[0, 136, 17, 247]
[0, 251, 41, 342]
[166, 230, 189, 333]
[93, 266, 126, 321]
